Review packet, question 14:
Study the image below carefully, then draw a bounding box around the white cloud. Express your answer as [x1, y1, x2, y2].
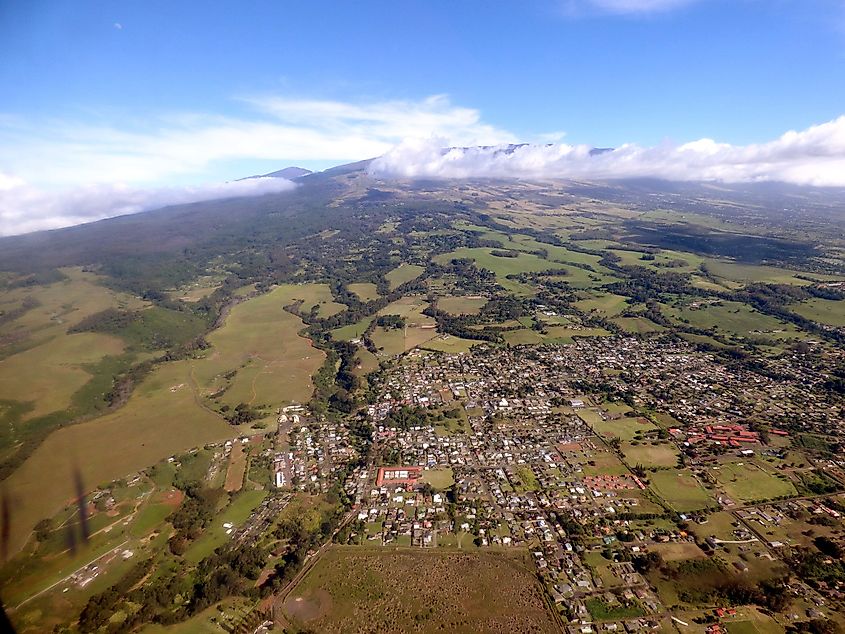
[0, 176, 295, 237]
[369, 115, 845, 187]
[0, 94, 515, 188]
[0, 94, 517, 236]
[588, 0, 699, 13]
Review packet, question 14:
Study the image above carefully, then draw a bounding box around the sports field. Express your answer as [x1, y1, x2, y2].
[710, 461, 797, 502]
[622, 442, 680, 468]
[282, 547, 559, 633]
[649, 469, 714, 512]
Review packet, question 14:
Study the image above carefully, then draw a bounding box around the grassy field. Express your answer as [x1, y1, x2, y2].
[347, 282, 380, 302]
[2, 360, 234, 554]
[433, 247, 559, 294]
[282, 547, 559, 633]
[224, 442, 246, 492]
[437, 295, 487, 315]
[0, 267, 148, 435]
[622, 442, 680, 468]
[421, 468, 455, 489]
[278, 283, 346, 318]
[574, 292, 630, 317]
[331, 316, 374, 341]
[664, 300, 795, 339]
[649, 469, 714, 512]
[0, 332, 125, 421]
[611, 317, 666, 333]
[421, 335, 480, 354]
[183, 489, 267, 563]
[793, 298, 845, 327]
[710, 461, 797, 502]
[385, 263, 425, 290]
[504, 326, 610, 346]
[192, 285, 325, 408]
[371, 296, 438, 356]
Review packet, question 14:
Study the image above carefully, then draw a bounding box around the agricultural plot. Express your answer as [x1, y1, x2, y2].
[574, 292, 630, 317]
[433, 247, 559, 294]
[371, 296, 438, 356]
[192, 285, 325, 408]
[282, 547, 559, 633]
[649, 470, 714, 512]
[385, 263, 425, 290]
[437, 295, 487, 315]
[709, 461, 797, 503]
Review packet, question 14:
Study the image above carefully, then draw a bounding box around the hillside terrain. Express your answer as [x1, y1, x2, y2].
[1, 163, 844, 633]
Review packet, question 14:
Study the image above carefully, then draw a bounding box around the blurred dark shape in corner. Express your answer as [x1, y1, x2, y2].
[0, 492, 14, 632]
[0, 467, 89, 633]
[75, 468, 90, 543]
[0, 493, 9, 564]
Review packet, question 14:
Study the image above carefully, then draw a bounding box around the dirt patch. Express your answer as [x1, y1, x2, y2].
[284, 588, 332, 623]
[160, 489, 184, 507]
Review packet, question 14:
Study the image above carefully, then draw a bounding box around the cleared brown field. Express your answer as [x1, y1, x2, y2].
[224, 442, 246, 492]
[282, 546, 560, 634]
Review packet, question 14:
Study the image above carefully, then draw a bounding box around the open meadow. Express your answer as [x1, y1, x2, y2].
[192, 284, 325, 408]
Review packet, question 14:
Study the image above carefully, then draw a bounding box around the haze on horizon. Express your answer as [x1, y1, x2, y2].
[2, 0, 845, 236]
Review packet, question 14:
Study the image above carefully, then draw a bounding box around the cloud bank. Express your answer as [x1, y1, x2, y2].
[0, 94, 512, 236]
[0, 176, 295, 237]
[369, 116, 845, 187]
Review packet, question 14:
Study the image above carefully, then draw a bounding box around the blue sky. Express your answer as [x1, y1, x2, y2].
[2, 0, 845, 233]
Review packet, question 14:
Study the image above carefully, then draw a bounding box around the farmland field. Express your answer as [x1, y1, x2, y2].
[385, 263, 425, 290]
[421, 335, 480, 353]
[281, 547, 559, 633]
[347, 282, 380, 302]
[437, 295, 487, 315]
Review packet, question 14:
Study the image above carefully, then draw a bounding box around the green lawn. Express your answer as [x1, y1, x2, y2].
[649, 469, 714, 512]
[711, 461, 797, 503]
